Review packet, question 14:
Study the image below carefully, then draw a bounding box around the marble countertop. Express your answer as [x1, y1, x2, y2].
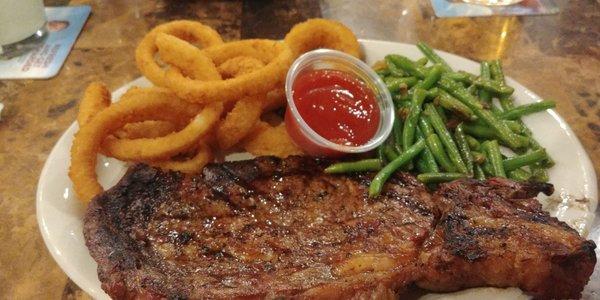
[0, 0, 598, 298]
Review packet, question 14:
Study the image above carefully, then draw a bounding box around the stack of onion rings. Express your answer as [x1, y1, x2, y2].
[70, 18, 361, 203]
[162, 39, 293, 103]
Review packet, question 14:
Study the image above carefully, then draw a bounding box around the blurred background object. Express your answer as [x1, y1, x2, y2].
[462, 0, 524, 5]
[0, 0, 48, 59]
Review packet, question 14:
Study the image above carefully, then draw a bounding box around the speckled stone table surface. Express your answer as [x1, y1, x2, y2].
[0, 0, 598, 298]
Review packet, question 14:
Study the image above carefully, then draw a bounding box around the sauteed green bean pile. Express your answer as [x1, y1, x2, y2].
[325, 42, 555, 197]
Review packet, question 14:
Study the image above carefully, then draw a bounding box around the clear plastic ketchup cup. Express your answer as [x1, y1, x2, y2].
[284, 49, 394, 157]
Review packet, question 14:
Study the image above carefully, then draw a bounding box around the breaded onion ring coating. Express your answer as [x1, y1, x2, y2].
[155, 32, 222, 81]
[69, 89, 222, 203]
[113, 121, 178, 139]
[217, 56, 265, 78]
[262, 88, 286, 112]
[216, 95, 263, 150]
[163, 39, 293, 103]
[135, 20, 223, 86]
[242, 121, 304, 158]
[148, 143, 212, 173]
[284, 18, 361, 59]
[77, 82, 111, 126]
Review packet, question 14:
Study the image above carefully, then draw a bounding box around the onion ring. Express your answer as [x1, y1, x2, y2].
[163, 39, 293, 103]
[242, 121, 303, 158]
[284, 18, 361, 59]
[77, 82, 111, 126]
[148, 143, 212, 173]
[135, 20, 224, 86]
[217, 56, 265, 79]
[216, 95, 263, 150]
[102, 101, 222, 161]
[155, 32, 222, 81]
[69, 89, 222, 202]
[113, 121, 178, 139]
[262, 88, 286, 112]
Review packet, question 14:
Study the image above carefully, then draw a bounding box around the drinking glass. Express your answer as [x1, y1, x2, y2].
[0, 0, 48, 59]
[461, 0, 524, 5]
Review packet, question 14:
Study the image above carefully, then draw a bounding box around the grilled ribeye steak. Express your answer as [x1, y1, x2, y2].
[83, 156, 596, 299]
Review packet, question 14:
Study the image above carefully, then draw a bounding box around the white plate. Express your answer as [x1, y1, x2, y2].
[37, 40, 597, 300]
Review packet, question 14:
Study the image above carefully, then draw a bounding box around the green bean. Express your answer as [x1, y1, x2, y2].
[482, 140, 506, 177]
[426, 134, 456, 172]
[436, 90, 476, 120]
[471, 151, 487, 165]
[369, 140, 426, 197]
[402, 88, 427, 149]
[385, 55, 407, 77]
[503, 149, 547, 171]
[493, 76, 555, 168]
[435, 105, 448, 124]
[393, 96, 412, 109]
[474, 79, 515, 96]
[417, 127, 439, 173]
[465, 135, 481, 151]
[479, 61, 492, 105]
[424, 104, 468, 173]
[508, 168, 532, 182]
[463, 123, 496, 139]
[392, 115, 403, 153]
[499, 101, 556, 120]
[383, 144, 399, 162]
[416, 42, 452, 72]
[490, 59, 505, 83]
[454, 124, 474, 176]
[376, 68, 390, 78]
[417, 172, 467, 184]
[446, 71, 475, 85]
[523, 130, 555, 168]
[499, 96, 514, 111]
[386, 54, 426, 79]
[462, 123, 529, 148]
[426, 87, 440, 99]
[416, 64, 443, 90]
[416, 57, 429, 67]
[377, 144, 386, 164]
[418, 116, 435, 137]
[416, 158, 429, 173]
[470, 119, 523, 134]
[474, 165, 486, 180]
[325, 159, 382, 174]
[481, 157, 494, 177]
[489, 60, 515, 111]
[385, 76, 419, 93]
[504, 120, 525, 133]
[531, 165, 549, 182]
[437, 76, 523, 149]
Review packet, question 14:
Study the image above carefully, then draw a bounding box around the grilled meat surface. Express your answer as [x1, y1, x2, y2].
[418, 178, 596, 299]
[83, 156, 596, 299]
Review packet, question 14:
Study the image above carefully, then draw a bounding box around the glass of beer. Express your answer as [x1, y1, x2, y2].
[462, 0, 524, 5]
[0, 0, 48, 59]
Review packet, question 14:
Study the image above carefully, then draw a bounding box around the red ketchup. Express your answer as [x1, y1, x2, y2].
[285, 69, 380, 156]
